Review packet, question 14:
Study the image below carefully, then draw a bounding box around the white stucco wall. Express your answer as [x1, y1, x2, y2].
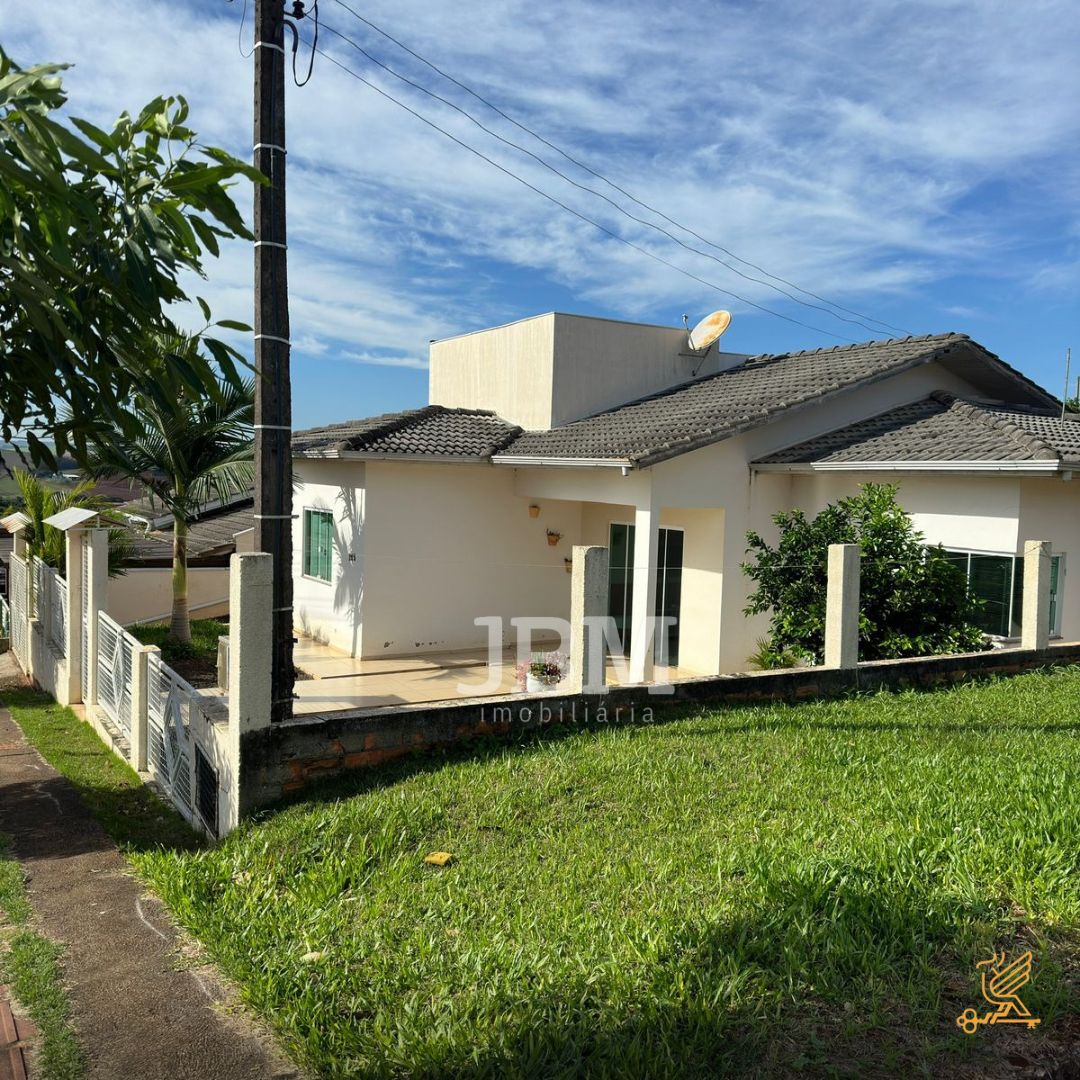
[291, 458, 366, 656]
[1019, 478, 1080, 640]
[429, 312, 745, 431]
[107, 567, 229, 626]
[361, 461, 583, 656]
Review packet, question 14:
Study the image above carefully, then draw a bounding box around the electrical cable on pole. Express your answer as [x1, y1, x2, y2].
[253, 0, 298, 722]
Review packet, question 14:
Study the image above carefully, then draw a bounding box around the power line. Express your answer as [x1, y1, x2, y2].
[310, 41, 857, 343]
[327, 0, 909, 338]
[319, 17, 893, 338]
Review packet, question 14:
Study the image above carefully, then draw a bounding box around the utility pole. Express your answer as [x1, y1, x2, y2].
[253, 0, 294, 722]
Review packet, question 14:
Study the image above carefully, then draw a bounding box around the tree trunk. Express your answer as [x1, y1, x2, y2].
[170, 518, 191, 643]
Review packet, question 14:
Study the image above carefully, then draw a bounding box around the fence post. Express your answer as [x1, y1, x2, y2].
[62, 529, 84, 705]
[130, 644, 155, 772]
[221, 553, 273, 834]
[1021, 540, 1052, 651]
[83, 528, 110, 711]
[825, 543, 860, 669]
[568, 545, 609, 693]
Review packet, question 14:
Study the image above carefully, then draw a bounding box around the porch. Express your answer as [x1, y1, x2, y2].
[291, 636, 699, 717]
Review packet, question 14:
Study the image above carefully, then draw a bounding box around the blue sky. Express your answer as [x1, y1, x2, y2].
[7, 0, 1080, 428]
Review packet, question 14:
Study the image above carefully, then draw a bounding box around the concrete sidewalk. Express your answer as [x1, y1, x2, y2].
[0, 673, 297, 1078]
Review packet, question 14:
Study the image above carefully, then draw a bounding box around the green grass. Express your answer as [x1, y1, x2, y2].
[0, 838, 83, 1079]
[128, 668, 1080, 1078]
[129, 618, 224, 667]
[0, 689, 200, 854]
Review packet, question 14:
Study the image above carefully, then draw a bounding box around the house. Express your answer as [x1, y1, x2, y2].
[291, 313, 1079, 681]
[105, 491, 255, 625]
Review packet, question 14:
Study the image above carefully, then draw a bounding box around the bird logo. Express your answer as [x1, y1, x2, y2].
[956, 951, 1040, 1034]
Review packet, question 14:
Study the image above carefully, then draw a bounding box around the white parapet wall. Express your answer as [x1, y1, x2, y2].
[106, 566, 230, 627]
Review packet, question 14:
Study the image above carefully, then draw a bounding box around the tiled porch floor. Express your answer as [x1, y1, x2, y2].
[292, 637, 698, 716]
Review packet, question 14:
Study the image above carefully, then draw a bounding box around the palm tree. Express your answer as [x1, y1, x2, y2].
[13, 470, 132, 577]
[87, 336, 254, 643]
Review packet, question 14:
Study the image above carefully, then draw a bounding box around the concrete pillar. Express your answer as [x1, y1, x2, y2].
[130, 644, 156, 772]
[228, 552, 273, 735]
[83, 528, 109, 709]
[217, 635, 230, 691]
[568, 545, 609, 693]
[1021, 540, 1052, 651]
[62, 529, 85, 705]
[824, 543, 860, 669]
[628, 502, 659, 684]
[221, 553, 273, 835]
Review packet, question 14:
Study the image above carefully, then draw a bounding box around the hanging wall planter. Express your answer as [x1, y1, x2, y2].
[546, 530, 562, 546]
[528, 504, 541, 518]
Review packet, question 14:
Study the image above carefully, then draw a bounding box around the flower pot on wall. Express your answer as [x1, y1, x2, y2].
[528, 505, 540, 518]
[525, 673, 562, 693]
[546, 531, 562, 546]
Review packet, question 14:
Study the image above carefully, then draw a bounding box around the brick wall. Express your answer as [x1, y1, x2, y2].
[240, 641, 1080, 813]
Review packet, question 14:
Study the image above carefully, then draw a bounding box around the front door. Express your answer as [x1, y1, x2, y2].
[607, 523, 684, 666]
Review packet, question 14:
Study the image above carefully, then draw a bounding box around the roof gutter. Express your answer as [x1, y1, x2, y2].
[751, 459, 1063, 474]
[491, 454, 635, 470]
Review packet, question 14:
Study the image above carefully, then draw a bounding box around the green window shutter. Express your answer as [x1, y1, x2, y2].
[303, 510, 334, 582]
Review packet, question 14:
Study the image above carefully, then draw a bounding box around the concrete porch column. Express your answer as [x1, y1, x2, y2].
[568, 544, 609, 693]
[628, 500, 659, 684]
[1021, 540, 1052, 651]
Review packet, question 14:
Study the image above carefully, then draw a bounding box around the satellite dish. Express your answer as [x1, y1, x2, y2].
[687, 310, 731, 351]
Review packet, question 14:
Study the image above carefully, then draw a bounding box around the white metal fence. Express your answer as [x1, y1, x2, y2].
[9, 556, 27, 667]
[51, 574, 67, 655]
[96, 611, 137, 739]
[147, 651, 221, 836]
[3, 538, 255, 839]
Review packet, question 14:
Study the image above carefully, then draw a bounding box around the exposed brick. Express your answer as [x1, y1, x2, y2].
[0, 1002, 14, 1047]
[12, 1014, 35, 1045]
[0, 1046, 26, 1080]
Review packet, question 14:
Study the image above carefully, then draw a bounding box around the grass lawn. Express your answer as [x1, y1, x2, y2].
[129, 618, 226, 688]
[0, 837, 83, 1079]
[1, 689, 200, 854]
[125, 668, 1080, 1078]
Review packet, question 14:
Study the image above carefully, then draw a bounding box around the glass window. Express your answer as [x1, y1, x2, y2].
[943, 548, 1063, 638]
[303, 509, 334, 582]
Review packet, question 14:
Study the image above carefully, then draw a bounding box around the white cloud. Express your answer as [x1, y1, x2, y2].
[342, 352, 429, 370]
[7, 0, 1080, 369]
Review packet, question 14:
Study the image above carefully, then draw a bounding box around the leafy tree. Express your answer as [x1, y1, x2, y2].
[0, 51, 259, 467]
[12, 470, 131, 578]
[86, 335, 254, 643]
[742, 483, 985, 664]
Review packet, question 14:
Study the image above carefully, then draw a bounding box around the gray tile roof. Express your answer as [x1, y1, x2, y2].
[291, 333, 1057, 469]
[124, 500, 254, 565]
[498, 333, 1053, 466]
[294, 405, 521, 458]
[757, 392, 1080, 465]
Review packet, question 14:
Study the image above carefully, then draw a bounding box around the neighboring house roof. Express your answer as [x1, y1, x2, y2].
[294, 405, 521, 459]
[123, 499, 254, 566]
[756, 392, 1080, 469]
[292, 333, 1058, 470]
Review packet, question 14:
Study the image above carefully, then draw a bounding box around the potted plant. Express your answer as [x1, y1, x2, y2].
[516, 651, 567, 693]
[546, 529, 562, 546]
